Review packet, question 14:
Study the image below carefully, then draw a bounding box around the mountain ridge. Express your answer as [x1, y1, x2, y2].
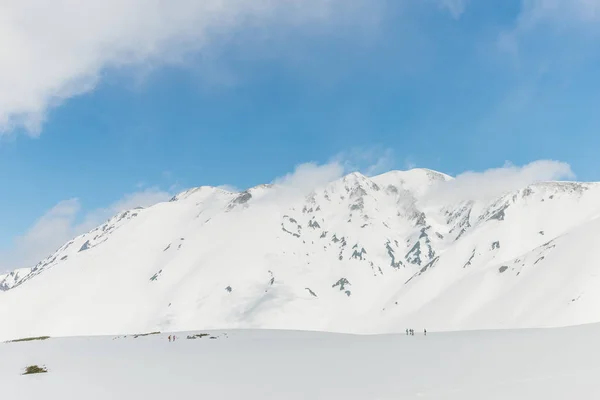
[1, 168, 600, 340]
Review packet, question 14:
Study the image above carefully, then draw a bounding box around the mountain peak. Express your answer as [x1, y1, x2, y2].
[371, 168, 450, 198]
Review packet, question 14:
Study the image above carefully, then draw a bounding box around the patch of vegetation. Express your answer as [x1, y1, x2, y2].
[187, 333, 210, 339]
[23, 365, 48, 375]
[8, 336, 50, 343]
[133, 331, 160, 338]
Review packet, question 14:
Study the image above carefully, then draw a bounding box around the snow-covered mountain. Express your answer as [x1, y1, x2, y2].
[2, 168, 600, 340]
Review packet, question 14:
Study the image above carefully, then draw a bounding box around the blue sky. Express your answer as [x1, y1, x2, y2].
[1, 0, 600, 271]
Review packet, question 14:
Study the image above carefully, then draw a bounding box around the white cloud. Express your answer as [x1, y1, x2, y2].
[517, 0, 600, 26]
[217, 184, 240, 192]
[334, 147, 396, 177]
[232, 161, 344, 209]
[405, 157, 417, 170]
[363, 149, 395, 176]
[273, 161, 345, 192]
[0, 0, 377, 135]
[435, 0, 469, 19]
[4, 199, 83, 271]
[0, 187, 171, 272]
[94, 188, 173, 219]
[267, 148, 397, 200]
[258, 149, 398, 206]
[423, 160, 575, 204]
[485, 1, 600, 140]
[499, 0, 600, 56]
[0, 0, 483, 135]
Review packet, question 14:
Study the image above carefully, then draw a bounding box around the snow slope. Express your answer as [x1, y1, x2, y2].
[2, 168, 600, 340]
[2, 326, 600, 399]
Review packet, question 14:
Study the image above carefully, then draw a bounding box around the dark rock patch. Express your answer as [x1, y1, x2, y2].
[78, 240, 91, 252]
[332, 278, 350, 291]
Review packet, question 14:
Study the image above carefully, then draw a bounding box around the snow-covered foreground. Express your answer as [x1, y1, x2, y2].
[2, 326, 599, 399]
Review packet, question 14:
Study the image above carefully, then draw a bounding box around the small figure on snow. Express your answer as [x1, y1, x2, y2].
[406, 329, 409, 335]
[168, 335, 172, 342]
[424, 329, 427, 336]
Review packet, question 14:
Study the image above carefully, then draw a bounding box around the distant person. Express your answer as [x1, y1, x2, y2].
[406, 329, 409, 335]
[168, 335, 172, 342]
[424, 329, 427, 336]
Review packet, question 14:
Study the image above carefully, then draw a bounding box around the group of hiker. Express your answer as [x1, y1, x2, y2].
[168, 335, 177, 342]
